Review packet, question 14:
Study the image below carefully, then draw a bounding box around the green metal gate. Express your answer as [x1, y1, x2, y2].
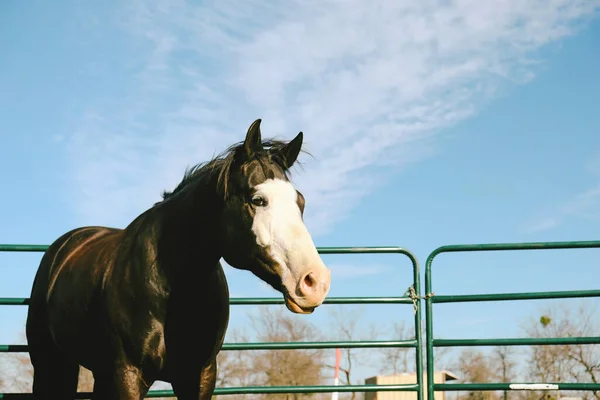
[425, 240, 600, 400]
[3, 239, 600, 399]
[0, 245, 424, 399]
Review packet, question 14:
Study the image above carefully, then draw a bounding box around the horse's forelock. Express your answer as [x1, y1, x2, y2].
[159, 139, 294, 205]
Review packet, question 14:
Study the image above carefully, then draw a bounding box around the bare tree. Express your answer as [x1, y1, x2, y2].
[523, 302, 600, 400]
[493, 346, 518, 400]
[0, 353, 32, 393]
[453, 348, 498, 400]
[0, 332, 34, 394]
[324, 305, 383, 400]
[493, 346, 517, 383]
[215, 328, 258, 391]
[245, 306, 328, 400]
[451, 346, 516, 400]
[378, 320, 413, 375]
[326, 305, 359, 394]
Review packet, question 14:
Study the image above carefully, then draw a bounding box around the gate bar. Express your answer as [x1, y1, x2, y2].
[434, 336, 600, 347]
[0, 296, 413, 306]
[433, 289, 600, 303]
[1, 339, 418, 353]
[435, 383, 600, 391]
[0, 383, 420, 399]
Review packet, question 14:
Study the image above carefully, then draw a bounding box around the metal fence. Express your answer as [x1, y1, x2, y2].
[3, 240, 600, 399]
[425, 240, 600, 400]
[0, 245, 424, 399]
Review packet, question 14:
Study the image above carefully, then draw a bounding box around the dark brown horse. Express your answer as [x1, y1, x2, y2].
[25, 119, 331, 399]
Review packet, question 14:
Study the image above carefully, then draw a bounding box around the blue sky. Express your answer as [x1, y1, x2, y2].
[1, 0, 600, 390]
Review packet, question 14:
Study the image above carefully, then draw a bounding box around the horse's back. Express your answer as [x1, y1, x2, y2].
[27, 226, 122, 349]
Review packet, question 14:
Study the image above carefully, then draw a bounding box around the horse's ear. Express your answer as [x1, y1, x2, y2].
[277, 131, 303, 169]
[243, 119, 263, 158]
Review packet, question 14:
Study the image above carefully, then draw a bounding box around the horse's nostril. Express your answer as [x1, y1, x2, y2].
[303, 272, 316, 289]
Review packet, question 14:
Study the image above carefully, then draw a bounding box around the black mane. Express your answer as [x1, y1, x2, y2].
[159, 138, 298, 203]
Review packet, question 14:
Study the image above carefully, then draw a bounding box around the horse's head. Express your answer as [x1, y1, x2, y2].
[218, 119, 331, 314]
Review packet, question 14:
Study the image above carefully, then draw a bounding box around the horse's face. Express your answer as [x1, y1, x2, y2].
[219, 120, 331, 314]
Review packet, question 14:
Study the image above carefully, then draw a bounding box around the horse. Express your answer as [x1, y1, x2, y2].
[25, 119, 332, 399]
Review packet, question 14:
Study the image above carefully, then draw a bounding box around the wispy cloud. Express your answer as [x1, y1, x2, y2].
[524, 217, 560, 234]
[524, 184, 600, 233]
[65, 0, 599, 235]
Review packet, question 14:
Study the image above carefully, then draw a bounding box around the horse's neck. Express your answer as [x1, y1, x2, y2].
[154, 182, 223, 283]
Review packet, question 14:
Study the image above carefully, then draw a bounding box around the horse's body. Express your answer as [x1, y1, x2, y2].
[26, 120, 331, 399]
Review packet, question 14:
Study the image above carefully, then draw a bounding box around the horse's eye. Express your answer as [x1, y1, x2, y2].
[252, 196, 268, 207]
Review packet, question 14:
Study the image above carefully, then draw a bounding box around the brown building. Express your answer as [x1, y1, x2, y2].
[364, 371, 459, 400]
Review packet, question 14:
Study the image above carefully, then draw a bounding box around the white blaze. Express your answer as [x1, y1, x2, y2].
[251, 178, 324, 294]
